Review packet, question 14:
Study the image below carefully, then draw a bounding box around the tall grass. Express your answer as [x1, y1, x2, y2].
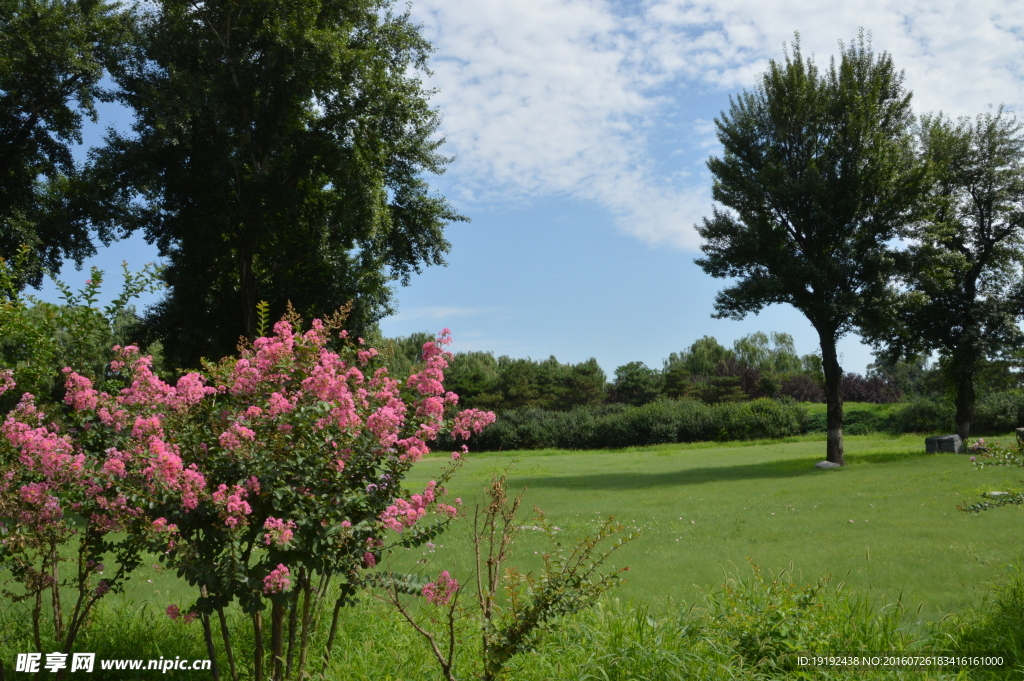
[5, 564, 1022, 680]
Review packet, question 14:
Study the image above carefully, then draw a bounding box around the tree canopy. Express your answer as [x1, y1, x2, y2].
[863, 109, 1024, 439]
[0, 0, 133, 287]
[87, 0, 463, 368]
[695, 33, 925, 464]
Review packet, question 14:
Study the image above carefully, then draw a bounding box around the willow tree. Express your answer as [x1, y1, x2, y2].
[694, 34, 924, 465]
[88, 0, 463, 368]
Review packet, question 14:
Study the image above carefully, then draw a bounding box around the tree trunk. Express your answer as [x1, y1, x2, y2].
[949, 353, 976, 442]
[239, 240, 257, 341]
[253, 611, 264, 681]
[818, 329, 845, 466]
[271, 601, 285, 681]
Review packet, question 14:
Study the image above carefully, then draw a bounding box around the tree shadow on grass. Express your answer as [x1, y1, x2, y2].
[514, 449, 931, 491]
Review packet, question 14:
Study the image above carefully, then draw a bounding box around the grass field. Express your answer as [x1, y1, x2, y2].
[102, 432, 1024, 624]
[391, 433, 1024, 624]
[7, 432, 1024, 679]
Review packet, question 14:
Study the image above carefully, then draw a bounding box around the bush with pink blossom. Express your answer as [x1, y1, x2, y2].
[0, 307, 493, 681]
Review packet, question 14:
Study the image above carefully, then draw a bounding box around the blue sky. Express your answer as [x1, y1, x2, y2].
[41, 0, 1024, 378]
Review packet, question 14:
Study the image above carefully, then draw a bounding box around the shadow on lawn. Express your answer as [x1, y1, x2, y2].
[516, 449, 929, 491]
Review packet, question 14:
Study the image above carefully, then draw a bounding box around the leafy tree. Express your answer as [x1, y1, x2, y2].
[443, 350, 502, 409]
[0, 0, 133, 287]
[864, 109, 1024, 439]
[665, 336, 735, 378]
[695, 34, 924, 465]
[487, 355, 606, 411]
[732, 332, 803, 373]
[867, 352, 942, 399]
[610, 361, 663, 407]
[0, 248, 163, 411]
[557, 357, 607, 409]
[88, 0, 464, 368]
[492, 357, 545, 411]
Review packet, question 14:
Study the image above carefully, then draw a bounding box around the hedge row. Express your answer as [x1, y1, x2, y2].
[804, 391, 1024, 436]
[448, 392, 1024, 452]
[445, 398, 807, 451]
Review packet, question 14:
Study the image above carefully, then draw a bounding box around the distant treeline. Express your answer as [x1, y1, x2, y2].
[382, 331, 929, 410]
[383, 330, 1024, 413]
[430, 390, 1024, 452]
[378, 330, 1024, 451]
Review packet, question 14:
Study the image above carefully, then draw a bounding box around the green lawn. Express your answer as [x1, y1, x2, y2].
[107, 432, 1024, 623]
[394, 433, 1024, 624]
[10, 433, 1024, 679]
[802, 401, 901, 416]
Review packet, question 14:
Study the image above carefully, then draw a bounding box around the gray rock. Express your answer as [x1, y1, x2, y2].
[815, 461, 842, 469]
[925, 434, 964, 454]
[987, 491, 1009, 497]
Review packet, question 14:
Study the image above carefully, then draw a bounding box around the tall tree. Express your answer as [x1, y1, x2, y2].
[731, 331, 803, 373]
[863, 109, 1024, 440]
[89, 0, 463, 367]
[610, 361, 663, 407]
[694, 33, 924, 465]
[0, 0, 132, 287]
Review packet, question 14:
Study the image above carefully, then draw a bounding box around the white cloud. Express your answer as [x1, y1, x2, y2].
[411, 0, 1024, 250]
[389, 305, 494, 322]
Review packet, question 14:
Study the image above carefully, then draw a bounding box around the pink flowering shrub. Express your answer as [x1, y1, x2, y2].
[0, 310, 490, 680]
[263, 564, 291, 594]
[263, 517, 296, 546]
[422, 570, 459, 606]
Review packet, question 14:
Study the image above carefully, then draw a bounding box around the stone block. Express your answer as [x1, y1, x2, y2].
[925, 434, 963, 454]
[815, 461, 842, 469]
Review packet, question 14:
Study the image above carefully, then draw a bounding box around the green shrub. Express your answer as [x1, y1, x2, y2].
[699, 564, 911, 673]
[973, 391, 1024, 433]
[887, 398, 955, 434]
[461, 398, 807, 451]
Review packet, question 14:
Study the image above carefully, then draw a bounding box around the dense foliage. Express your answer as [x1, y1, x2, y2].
[0, 316, 493, 680]
[454, 398, 808, 451]
[696, 33, 926, 465]
[863, 109, 1024, 441]
[77, 0, 464, 369]
[0, 253, 163, 412]
[0, 0, 134, 288]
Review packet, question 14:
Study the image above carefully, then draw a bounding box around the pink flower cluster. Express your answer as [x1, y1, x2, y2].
[263, 517, 296, 546]
[0, 369, 14, 397]
[379, 481, 436, 532]
[263, 564, 291, 594]
[451, 409, 497, 440]
[152, 517, 178, 535]
[405, 330, 452, 397]
[139, 437, 206, 511]
[218, 422, 256, 451]
[165, 604, 197, 623]
[422, 571, 458, 606]
[113, 348, 215, 409]
[3, 399, 84, 483]
[266, 392, 294, 417]
[63, 369, 99, 411]
[212, 485, 251, 528]
[17, 482, 63, 523]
